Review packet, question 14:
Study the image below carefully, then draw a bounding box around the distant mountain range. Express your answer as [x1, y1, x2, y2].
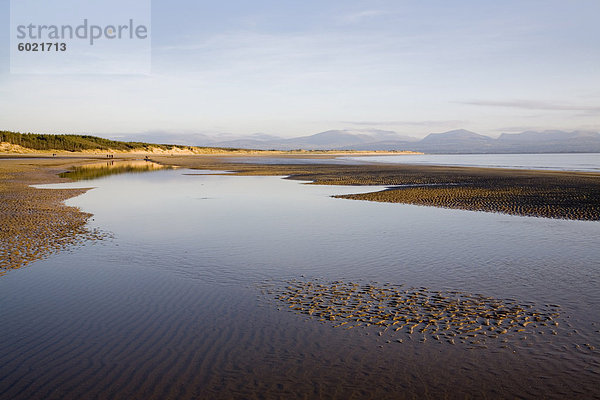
[208, 129, 419, 150]
[112, 129, 600, 153]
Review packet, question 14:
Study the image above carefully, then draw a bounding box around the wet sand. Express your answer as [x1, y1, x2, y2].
[152, 155, 600, 221]
[1, 154, 598, 399]
[269, 279, 562, 347]
[0, 157, 108, 274]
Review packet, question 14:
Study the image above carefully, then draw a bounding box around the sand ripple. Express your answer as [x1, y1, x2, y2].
[268, 279, 562, 347]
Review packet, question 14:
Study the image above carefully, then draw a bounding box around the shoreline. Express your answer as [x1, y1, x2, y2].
[0, 157, 103, 274]
[0, 144, 422, 157]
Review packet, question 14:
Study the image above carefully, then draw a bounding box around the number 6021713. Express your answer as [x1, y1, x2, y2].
[18, 42, 67, 51]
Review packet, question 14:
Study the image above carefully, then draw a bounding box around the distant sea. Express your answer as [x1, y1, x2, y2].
[343, 153, 600, 172]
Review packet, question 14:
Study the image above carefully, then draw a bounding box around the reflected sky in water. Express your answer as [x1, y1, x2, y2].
[40, 169, 600, 311]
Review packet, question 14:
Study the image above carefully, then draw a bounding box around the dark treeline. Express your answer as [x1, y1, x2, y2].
[0, 131, 192, 152]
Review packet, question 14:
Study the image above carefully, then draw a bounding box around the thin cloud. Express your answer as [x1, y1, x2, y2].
[491, 126, 540, 133]
[338, 10, 385, 24]
[458, 100, 600, 114]
[341, 120, 465, 127]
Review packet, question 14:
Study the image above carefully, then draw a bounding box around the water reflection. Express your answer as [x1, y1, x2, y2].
[59, 160, 170, 181]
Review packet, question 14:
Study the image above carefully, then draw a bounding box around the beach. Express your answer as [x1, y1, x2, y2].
[0, 156, 107, 274]
[0, 153, 599, 399]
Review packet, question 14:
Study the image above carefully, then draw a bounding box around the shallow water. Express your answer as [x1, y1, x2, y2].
[1, 168, 599, 399]
[224, 156, 359, 165]
[343, 153, 600, 172]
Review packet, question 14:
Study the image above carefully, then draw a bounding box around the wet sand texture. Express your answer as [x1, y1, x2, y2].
[268, 280, 562, 348]
[0, 159, 103, 274]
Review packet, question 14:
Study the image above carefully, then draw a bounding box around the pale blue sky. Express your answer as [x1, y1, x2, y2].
[1, 0, 599, 139]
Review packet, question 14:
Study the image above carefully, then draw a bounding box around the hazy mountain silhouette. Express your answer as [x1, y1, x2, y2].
[110, 129, 600, 153]
[414, 129, 495, 153]
[210, 129, 419, 150]
[493, 130, 600, 153]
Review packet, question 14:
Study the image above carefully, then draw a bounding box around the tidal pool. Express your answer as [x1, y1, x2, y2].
[0, 168, 598, 399]
[58, 159, 171, 181]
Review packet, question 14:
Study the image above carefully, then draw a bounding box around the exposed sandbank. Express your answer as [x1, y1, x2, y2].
[0, 157, 106, 274]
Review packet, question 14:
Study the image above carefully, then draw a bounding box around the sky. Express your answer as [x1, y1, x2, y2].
[1, 0, 599, 140]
